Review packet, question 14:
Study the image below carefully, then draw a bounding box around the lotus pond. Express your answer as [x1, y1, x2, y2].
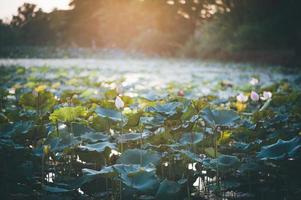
[0, 59, 301, 200]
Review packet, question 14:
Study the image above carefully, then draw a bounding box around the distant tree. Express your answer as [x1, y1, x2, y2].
[11, 3, 38, 27]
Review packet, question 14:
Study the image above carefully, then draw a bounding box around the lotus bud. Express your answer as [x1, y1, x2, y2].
[115, 96, 124, 109]
[177, 90, 185, 97]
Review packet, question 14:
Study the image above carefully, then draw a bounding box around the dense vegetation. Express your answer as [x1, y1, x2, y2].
[0, 0, 300, 64]
[1, 64, 301, 199]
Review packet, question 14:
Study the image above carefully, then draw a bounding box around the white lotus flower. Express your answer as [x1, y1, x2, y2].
[250, 91, 259, 101]
[249, 77, 259, 86]
[115, 96, 124, 109]
[260, 91, 272, 101]
[236, 93, 248, 103]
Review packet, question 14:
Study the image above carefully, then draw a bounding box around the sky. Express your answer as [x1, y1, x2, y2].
[0, 0, 71, 22]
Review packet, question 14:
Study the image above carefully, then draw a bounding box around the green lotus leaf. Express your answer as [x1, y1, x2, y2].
[104, 89, 118, 99]
[0, 121, 33, 137]
[220, 180, 240, 190]
[201, 108, 239, 127]
[80, 132, 109, 143]
[79, 141, 116, 153]
[53, 134, 81, 152]
[204, 147, 222, 158]
[141, 92, 167, 101]
[34, 134, 80, 155]
[204, 155, 240, 172]
[178, 150, 204, 163]
[69, 123, 94, 136]
[239, 161, 260, 173]
[49, 106, 87, 123]
[117, 131, 150, 143]
[0, 113, 8, 123]
[137, 195, 155, 200]
[124, 110, 142, 128]
[43, 174, 98, 193]
[155, 179, 182, 200]
[97, 164, 158, 193]
[19, 90, 56, 112]
[140, 115, 165, 128]
[147, 102, 182, 117]
[119, 167, 159, 193]
[95, 107, 124, 122]
[117, 149, 161, 166]
[43, 185, 70, 193]
[82, 164, 158, 193]
[256, 136, 301, 160]
[82, 167, 116, 177]
[179, 132, 204, 145]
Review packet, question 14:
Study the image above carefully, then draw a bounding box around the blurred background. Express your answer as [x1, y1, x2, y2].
[0, 0, 300, 65]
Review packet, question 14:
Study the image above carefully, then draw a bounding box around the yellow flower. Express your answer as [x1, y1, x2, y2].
[34, 85, 47, 93]
[218, 131, 232, 144]
[236, 101, 246, 112]
[43, 145, 51, 155]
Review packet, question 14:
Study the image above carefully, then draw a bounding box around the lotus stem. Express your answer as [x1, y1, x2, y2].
[56, 120, 59, 137]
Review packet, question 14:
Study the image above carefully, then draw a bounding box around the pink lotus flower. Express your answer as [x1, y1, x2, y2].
[236, 93, 248, 103]
[250, 91, 259, 101]
[249, 78, 259, 86]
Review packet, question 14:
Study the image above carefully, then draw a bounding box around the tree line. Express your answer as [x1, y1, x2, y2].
[0, 0, 300, 59]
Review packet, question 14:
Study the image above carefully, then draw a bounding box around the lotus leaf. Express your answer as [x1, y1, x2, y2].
[155, 179, 182, 200]
[95, 107, 124, 122]
[117, 149, 161, 166]
[147, 102, 182, 117]
[49, 106, 87, 123]
[201, 107, 239, 127]
[79, 141, 116, 153]
[80, 132, 109, 143]
[204, 155, 240, 172]
[117, 131, 150, 143]
[179, 132, 204, 145]
[257, 136, 301, 160]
